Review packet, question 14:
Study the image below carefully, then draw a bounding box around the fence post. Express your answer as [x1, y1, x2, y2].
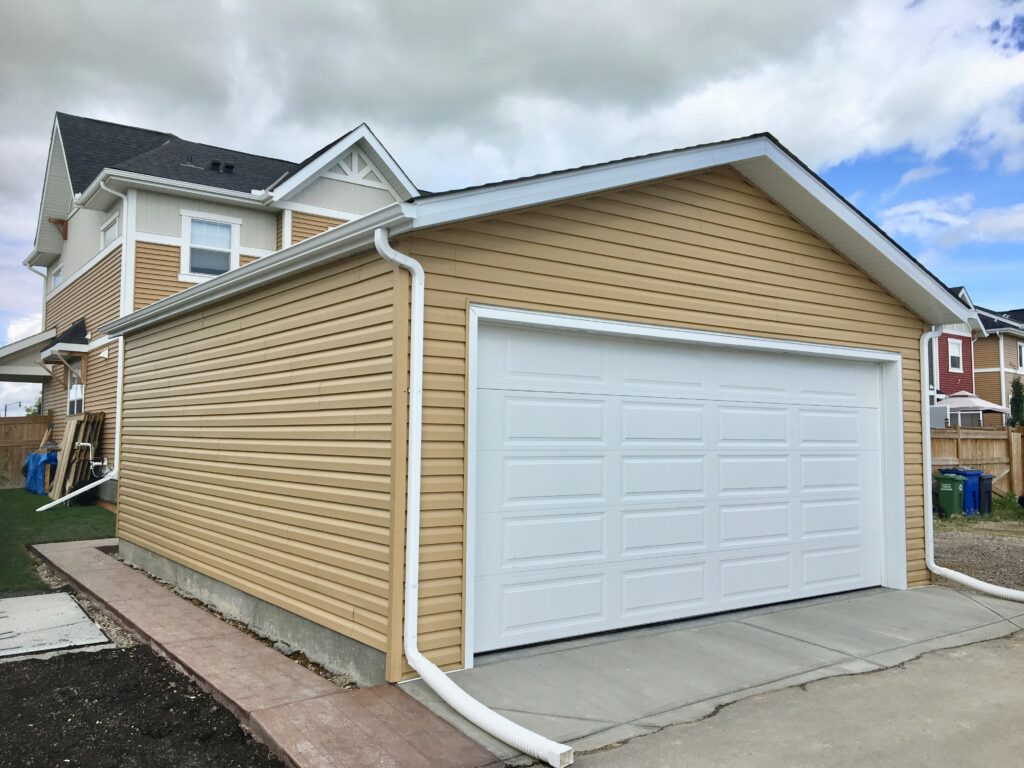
[1010, 429, 1023, 497]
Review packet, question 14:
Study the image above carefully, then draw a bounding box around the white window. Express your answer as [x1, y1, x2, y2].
[66, 358, 84, 416]
[51, 265, 62, 290]
[101, 213, 119, 249]
[948, 338, 963, 373]
[1018, 341, 1024, 370]
[180, 212, 240, 280]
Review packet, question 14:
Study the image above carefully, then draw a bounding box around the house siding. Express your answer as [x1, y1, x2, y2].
[134, 241, 194, 311]
[937, 332, 973, 394]
[116, 253, 398, 657]
[390, 166, 929, 677]
[41, 245, 122, 456]
[291, 212, 346, 244]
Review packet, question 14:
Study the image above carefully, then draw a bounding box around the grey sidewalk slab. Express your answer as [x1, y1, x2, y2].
[0, 593, 109, 657]
[402, 586, 1023, 764]
[34, 539, 497, 768]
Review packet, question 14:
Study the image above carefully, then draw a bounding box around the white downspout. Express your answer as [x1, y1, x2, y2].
[373, 228, 574, 768]
[921, 326, 1024, 602]
[37, 181, 129, 512]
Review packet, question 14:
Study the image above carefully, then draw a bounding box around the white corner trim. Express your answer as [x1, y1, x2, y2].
[282, 209, 292, 248]
[462, 304, 908, 667]
[45, 235, 125, 302]
[120, 189, 137, 317]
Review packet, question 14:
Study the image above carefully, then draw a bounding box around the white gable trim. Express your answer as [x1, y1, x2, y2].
[270, 124, 418, 203]
[105, 135, 974, 337]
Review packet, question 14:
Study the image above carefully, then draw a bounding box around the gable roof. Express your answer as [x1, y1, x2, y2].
[269, 123, 419, 202]
[57, 113, 296, 196]
[105, 133, 976, 337]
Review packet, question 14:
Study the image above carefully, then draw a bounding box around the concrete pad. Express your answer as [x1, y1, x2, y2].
[0, 593, 108, 657]
[114, 594, 241, 645]
[575, 633, 1024, 767]
[864, 619, 1019, 667]
[742, 586, 1004, 657]
[954, 590, 1024, 619]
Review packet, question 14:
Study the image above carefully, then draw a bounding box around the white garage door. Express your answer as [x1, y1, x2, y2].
[473, 323, 885, 653]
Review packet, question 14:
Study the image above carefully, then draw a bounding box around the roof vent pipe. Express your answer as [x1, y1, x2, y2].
[920, 325, 1024, 603]
[373, 228, 574, 767]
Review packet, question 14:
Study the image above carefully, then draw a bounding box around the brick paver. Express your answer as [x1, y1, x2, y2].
[34, 539, 498, 768]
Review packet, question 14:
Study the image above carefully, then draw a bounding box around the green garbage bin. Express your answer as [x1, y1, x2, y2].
[936, 473, 966, 518]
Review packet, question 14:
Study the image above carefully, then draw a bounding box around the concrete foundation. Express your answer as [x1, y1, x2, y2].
[119, 540, 386, 687]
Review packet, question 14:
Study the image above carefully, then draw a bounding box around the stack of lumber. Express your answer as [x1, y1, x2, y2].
[49, 412, 105, 500]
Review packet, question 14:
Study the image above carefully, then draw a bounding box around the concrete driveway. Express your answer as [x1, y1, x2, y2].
[401, 586, 1024, 765]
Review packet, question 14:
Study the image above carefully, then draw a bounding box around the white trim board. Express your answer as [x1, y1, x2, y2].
[461, 304, 908, 669]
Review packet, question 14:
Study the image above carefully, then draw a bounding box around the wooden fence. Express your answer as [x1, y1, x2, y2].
[931, 427, 1024, 497]
[0, 414, 53, 489]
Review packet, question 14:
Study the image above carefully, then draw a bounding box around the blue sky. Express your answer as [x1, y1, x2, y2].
[824, 145, 1024, 311]
[0, 0, 1022, 414]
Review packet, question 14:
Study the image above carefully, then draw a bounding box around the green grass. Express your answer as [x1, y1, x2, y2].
[0, 489, 115, 595]
[935, 492, 1024, 532]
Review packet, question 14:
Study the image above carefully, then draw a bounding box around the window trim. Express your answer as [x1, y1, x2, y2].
[947, 337, 964, 374]
[179, 210, 241, 282]
[51, 264, 62, 290]
[66, 356, 85, 416]
[100, 211, 119, 250]
[1018, 340, 1024, 370]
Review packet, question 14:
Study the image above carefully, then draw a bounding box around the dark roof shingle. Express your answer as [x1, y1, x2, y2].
[56, 113, 296, 195]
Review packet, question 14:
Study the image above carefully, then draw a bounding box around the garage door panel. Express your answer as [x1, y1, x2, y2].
[474, 324, 886, 653]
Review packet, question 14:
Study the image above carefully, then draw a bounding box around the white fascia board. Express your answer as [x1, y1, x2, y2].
[78, 170, 270, 211]
[412, 137, 770, 230]
[0, 328, 57, 363]
[735, 145, 972, 327]
[0, 363, 52, 382]
[103, 202, 414, 336]
[271, 124, 419, 202]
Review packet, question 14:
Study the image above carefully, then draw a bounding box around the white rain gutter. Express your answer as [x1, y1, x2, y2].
[373, 228, 573, 768]
[36, 182, 129, 512]
[921, 325, 1024, 602]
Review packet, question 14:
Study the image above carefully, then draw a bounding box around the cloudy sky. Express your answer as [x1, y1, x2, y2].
[1, 0, 1023, 413]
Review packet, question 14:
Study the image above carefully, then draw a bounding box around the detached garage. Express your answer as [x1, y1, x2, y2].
[104, 134, 973, 696]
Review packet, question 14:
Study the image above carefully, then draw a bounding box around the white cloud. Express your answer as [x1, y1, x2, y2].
[6, 312, 41, 344]
[881, 165, 950, 200]
[0, 381, 40, 417]
[883, 194, 1024, 247]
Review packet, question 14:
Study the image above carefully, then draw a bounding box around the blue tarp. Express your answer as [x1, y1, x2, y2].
[24, 451, 57, 495]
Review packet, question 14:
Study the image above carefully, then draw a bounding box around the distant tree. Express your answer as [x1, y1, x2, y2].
[24, 393, 42, 416]
[1010, 376, 1024, 427]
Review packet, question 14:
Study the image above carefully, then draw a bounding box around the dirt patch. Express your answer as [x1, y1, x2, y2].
[0, 646, 283, 768]
[935, 530, 1024, 590]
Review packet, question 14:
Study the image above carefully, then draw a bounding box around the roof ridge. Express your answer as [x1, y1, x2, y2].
[56, 111, 177, 140]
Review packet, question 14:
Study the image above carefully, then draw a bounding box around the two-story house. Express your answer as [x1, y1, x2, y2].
[974, 307, 1024, 426]
[0, 112, 417, 498]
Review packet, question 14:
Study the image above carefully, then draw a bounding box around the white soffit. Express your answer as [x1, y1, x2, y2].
[733, 147, 969, 326]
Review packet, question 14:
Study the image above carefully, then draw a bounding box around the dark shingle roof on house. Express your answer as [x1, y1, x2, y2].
[977, 307, 1024, 332]
[56, 113, 296, 195]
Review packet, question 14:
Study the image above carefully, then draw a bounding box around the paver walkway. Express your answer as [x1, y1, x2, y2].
[34, 539, 498, 768]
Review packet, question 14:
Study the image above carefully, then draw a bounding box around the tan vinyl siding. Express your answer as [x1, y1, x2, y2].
[973, 335, 1002, 369]
[42, 246, 121, 451]
[85, 342, 119, 457]
[240, 254, 258, 266]
[390, 166, 930, 676]
[276, 211, 283, 250]
[134, 241, 194, 311]
[291, 212, 346, 244]
[117, 253, 398, 655]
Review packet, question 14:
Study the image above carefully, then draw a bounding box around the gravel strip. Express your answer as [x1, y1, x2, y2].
[934, 530, 1024, 590]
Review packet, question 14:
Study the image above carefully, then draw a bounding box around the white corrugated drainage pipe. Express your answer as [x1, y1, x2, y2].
[374, 228, 574, 768]
[921, 325, 1024, 602]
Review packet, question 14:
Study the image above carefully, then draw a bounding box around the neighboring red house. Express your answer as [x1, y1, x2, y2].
[936, 330, 974, 394]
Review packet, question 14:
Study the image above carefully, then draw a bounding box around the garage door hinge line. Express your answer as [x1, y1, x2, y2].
[373, 228, 574, 768]
[921, 325, 1024, 603]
